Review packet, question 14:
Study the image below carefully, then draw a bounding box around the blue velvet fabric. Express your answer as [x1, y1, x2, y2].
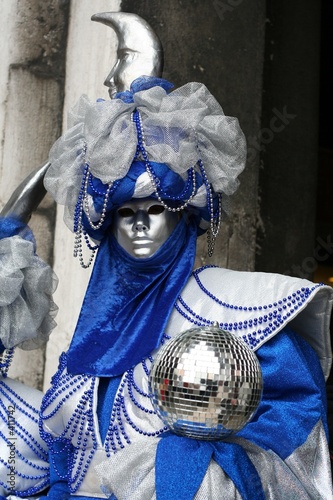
[97, 376, 122, 442]
[0, 215, 35, 245]
[155, 328, 327, 498]
[238, 326, 328, 457]
[38, 441, 71, 499]
[67, 218, 197, 377]
[156, 434, 265, 500]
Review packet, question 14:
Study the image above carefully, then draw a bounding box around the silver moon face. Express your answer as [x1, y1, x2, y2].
[92, 12, 163, 99]
[149, 325, 263, 440]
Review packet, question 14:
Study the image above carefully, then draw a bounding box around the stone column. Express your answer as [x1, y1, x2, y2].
[43, 0, 121, 388]
[0, 0, 69, 389]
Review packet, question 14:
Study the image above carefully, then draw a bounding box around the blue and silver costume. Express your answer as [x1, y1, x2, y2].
[39, 79, 333, 499]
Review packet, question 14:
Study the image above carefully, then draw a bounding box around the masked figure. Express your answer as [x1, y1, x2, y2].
[37, 75, 333, 499]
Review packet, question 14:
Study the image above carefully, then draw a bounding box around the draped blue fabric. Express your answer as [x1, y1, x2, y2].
[38, 441, 71, 500]
[97, 376, 122, 442]
[155, 328, 328, 498]
[67, 218, 197, 377]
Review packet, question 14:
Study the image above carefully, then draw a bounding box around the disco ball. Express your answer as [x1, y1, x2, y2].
[149, 325, 263, 440]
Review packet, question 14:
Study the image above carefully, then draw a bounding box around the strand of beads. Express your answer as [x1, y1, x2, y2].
[73, 161, 99, 269]
[175, 266, 321, 349]
[0, 348, 14, 377]
[73, 142, 117, 269]
[0, 381, 49, 492]
[83, 181, 112, 230]
[194, 266, 316, 311]
[132, 110, 198, 212]
[198, 159, 222, 257]
[0, 379, 40, 419]
[41, 363, 98, 493]
[104, 356, 168, 457]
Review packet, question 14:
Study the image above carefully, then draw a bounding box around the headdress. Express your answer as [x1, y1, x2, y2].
[45, 76, 247, 264]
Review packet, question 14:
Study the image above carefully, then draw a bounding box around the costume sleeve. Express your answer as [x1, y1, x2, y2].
[0, 216, 57, 353]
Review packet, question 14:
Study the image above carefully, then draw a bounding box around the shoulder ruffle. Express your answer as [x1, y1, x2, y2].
[0, 235, 58, 350]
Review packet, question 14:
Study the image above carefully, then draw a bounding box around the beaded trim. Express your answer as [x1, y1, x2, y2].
[104, 358, 168, 458]
[40, 353, 97, 493]
[40, 348, 169, 492]
[175, 265, 322, 349]
[0, 348, 14, 377]
[133, 110, 198, 212]
[0, 380, 49, 495]
[73, 144, 117, 269]
[198, 159, 222, 257]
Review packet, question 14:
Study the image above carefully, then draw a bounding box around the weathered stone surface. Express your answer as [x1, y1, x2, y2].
[43, 0, 121, 388]
[0, 0, 69, 389]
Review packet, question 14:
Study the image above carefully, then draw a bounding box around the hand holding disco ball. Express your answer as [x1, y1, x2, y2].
[149, 324, 263, 440]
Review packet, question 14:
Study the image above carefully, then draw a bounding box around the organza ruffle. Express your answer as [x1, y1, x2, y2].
[45, 79, 246, 232]
[0, 235, 58, 350]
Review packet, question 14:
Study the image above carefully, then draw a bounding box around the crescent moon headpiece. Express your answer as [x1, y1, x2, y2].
[92, 12, 163, 97]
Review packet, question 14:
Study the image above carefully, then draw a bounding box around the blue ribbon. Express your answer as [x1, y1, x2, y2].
[156, 433, 265, 499]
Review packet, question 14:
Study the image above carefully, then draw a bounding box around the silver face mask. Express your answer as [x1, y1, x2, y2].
[113, 199, 179, 258]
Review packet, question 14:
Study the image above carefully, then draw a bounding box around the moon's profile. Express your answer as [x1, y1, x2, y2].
[92, 12, 164, 98]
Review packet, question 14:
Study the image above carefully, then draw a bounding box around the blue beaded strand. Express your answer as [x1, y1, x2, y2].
[0, 379, 49, 494]
[0, 348, 14, 377]
[175, 266, 321, 349]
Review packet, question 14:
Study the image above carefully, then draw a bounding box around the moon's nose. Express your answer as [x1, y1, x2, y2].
[104, 69, 115, 88]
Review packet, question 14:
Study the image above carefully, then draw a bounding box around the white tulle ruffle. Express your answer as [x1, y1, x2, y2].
[0, 235, 58, 350]
[45, 83, 246, 231]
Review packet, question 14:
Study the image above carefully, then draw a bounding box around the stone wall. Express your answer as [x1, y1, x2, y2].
[43, 0, 120, 388]
[0, 0, 69, 389]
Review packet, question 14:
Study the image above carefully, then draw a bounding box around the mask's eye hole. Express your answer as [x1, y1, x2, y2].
[117, 207, 135, 217]
[148, 205, 165, 215]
